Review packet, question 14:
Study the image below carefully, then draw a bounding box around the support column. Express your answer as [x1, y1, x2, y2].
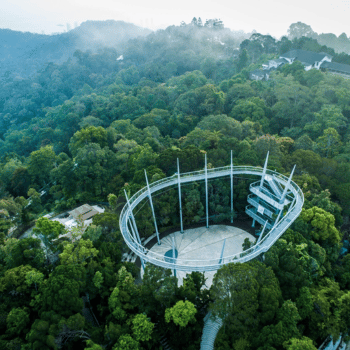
[145, 170, 160, 245]
[230, 150, 234, 224]
[280, 165, 296, 203]
[274, 209, 283, 227]
[140, 258, 145, 270]
[252, 219, 256, 228]
[219, 238, 226, 264]
[124, 190, 145, 270]
[177, 158, 184, 234]
[290, 197, 296, 209]
[260, 151, 269, 188]
[129, 219, 141, 245]
[256, 221, 267, 245]
[205, 153, 209, 229]
[172, 236, 176, 278]
[128, 218, 138, 243]
[129, 220, 145, 270]
[124, 190, 142, 245]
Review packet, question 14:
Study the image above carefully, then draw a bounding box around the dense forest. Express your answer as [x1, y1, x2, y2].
[1, 19, 350, 350]
[0, 20, 152, 78]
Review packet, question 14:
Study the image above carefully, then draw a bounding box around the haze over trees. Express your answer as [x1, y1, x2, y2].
[287, 21, 350, 55]
[1, 18, 350, 349]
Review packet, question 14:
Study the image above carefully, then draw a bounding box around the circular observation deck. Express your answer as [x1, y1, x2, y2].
[119, 165, 304, 272]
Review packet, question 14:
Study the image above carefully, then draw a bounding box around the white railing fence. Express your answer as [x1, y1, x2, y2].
[119, 165, 304, 272]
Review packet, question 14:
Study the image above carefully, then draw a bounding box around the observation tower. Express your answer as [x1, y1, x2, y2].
[119, 152, 304, 277]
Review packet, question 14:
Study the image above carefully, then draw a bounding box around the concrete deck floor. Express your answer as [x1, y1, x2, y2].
[145, 225, 256, 288]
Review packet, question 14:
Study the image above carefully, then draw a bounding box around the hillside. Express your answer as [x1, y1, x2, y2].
[2, 20, 350, 350]
[0, 20, 152, 78]
[287, 21, 350, 54]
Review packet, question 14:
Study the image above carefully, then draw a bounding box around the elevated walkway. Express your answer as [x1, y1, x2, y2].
[245, 205, 274, 229]
[119, 161, 304, 272]
[265, 174, 283, 198]
[200, 312, 223, 350]
[247, 194, 277, 218]
[245, 155, 296, 234]
[250, 182, 290, 209]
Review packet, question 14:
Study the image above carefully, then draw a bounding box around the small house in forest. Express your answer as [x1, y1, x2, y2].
[53, 204, 104, 230]
[249, 69, 269, 81]
[279, 49, 332, 70]
[250, 49, 350, 80]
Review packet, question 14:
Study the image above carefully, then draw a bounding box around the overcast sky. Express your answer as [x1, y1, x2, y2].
[2, 0, 350, 38]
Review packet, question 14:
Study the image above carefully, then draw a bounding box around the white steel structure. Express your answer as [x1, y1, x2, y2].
[119, 155, 304, 272]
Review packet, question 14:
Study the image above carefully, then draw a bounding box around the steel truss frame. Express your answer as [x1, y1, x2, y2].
[119, 159, 304, 272]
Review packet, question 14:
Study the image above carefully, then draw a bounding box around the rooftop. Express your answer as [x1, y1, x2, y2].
[69, 204, 99, 222]
[321, 61, 350, 74]
[280, 49, 331, 65]
[250, 69, 265, 77]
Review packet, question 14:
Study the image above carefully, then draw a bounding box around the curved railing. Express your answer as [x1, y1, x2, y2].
[119, 166, 304, 272]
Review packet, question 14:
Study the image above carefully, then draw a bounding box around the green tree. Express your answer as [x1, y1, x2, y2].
[165, 300, 197, 328]
[33, 217, 65, 260]
[304, 105, 347, 139]
[85, 340, 104, 350]
[254, 134, 281, 160]
[224, 82, 255, 113]
[272, 75, 310, 130]
[26, 311, 62, 350]
[167, 70, 207, 95]
[242, 237, 253, 251]
[139, 264, 177, 316]
[339, 291, 350, 333]
[210, 261, 281, 333]
[287, 22, 315, 39]
[0, 196, 27, 227]
[175, 84, 224, 117]
[197, 114, 242, 139]
[0, 209, 12, 235]
[73, 143, 118, 198]
[114, 139, 140, 173]
[230, 97, 269, 130]
[276, 300, 301, 339]
[0, 265, 38, 300]
[6, 307, 30, 336]
[25, 269, 44, 292]
[236, 49, 249, 72]
[315, 127, 342, 158]
[284, 337, 317, 350]
[93, 271, 104, 289]
[131, 144, 158, 171]
[108, 286, 127, 321]
[133, 108, 170, 135]
[308, 278, 343, 341]
[301, 206, 341, 245]
[264, 239, 313, 300]
[27, 188, 42, 213]
[0, 158, 23, 189]
[59, 239, 99, 266]
[8, 166, 31, 197]
[0, 237, 45, 269]
[294, 134, 314, 151]
[50, 155, 78, 200]
[132, 314, 154, 342]
[183, 184, 205, 224]
[28, 145, 56, 186]
[112, 335, 139, 350]
[296, 287, 313, 320]
[40, 265, 86, 317]
[69, 126, 108, 157]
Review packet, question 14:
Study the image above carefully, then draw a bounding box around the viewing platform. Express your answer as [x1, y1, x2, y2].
[119, 152, 304, 272]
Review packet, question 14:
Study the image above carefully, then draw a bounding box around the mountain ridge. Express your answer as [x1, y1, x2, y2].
[0, 20, 152, 77]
